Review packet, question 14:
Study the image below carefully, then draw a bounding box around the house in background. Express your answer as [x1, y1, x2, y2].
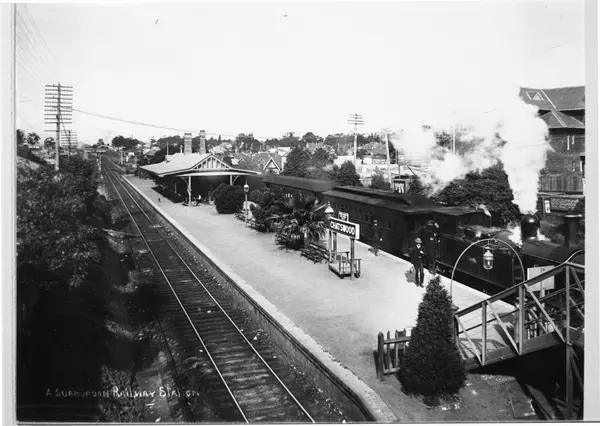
[520, 86, 585, 215]
[519, 86, 585, 153]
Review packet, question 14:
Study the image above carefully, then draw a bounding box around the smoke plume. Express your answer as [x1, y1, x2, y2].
[388, 83, 550, 214]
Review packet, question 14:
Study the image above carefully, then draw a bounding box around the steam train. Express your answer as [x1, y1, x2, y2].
[321, 186, 584, 290]
[262, 175, 584, 291]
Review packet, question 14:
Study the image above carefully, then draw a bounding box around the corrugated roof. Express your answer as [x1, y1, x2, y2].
[263, 174, 337, 193]
[323, 189, 436, 215]
[331, 186, 439, 207]
[141, 153, 211, 176]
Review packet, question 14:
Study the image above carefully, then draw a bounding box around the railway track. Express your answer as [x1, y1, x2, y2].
[103, 163, 317, 423]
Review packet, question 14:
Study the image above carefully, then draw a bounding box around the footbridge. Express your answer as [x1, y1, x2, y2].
[454, 260, 585, 419]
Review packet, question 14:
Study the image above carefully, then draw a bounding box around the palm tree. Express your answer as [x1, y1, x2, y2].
[271, 200, 327, 249]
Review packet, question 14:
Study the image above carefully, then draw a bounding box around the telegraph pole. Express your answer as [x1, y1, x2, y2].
[452, 126, 456, 155]
[382, 128, 392, 188]
[45, 83, 73, 170]
[61, 130, 77, 157]
[348, 113, 364, 163]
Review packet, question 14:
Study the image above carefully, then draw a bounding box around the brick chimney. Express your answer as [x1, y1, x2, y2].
[199, 130, 206, 154]
[563, 214, 582, 248]
[183, 132, 192, 155]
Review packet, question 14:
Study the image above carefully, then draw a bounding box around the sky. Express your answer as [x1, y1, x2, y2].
[16, 0, 586, 145]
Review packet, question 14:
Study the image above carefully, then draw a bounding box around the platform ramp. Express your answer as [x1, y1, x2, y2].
[455, 261, 584, 369]
[454, 261, 584, 419]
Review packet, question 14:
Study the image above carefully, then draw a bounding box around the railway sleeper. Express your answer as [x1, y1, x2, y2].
[244, 405, 306, 422]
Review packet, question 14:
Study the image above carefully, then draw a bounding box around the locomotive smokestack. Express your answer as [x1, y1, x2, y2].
[521, 214, 540, 242]
[563, 214, 582, 248]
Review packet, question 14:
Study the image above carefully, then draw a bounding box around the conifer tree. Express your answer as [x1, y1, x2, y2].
[398, 275, 466, 401]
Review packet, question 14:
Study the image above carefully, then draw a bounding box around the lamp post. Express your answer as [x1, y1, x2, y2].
[243, 181, 250, 228]
[449, 238, 525, 298]
[324, 202, 334, 262]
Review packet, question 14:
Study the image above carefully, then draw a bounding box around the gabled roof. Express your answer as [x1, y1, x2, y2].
[520, 86, 585, 111]
[263, 156, 282, 172]
[141, 153, 211, 177]
[540, 110, 585, 129]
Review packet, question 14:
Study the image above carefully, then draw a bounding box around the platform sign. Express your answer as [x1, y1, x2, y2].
[527, 266, 555, 291]
[329, 217, 360, 239]
[338, 211, 349, 221]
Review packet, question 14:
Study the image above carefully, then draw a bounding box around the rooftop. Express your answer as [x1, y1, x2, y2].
[141, 152, 211, 177]
[520, 86, 585, 112]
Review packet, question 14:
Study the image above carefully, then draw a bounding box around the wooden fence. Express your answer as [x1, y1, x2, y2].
[376, 328, 411, 380]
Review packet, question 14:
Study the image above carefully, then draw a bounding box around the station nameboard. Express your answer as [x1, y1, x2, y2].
[550, 197, 579, 212]
[329, 217, 360, 239]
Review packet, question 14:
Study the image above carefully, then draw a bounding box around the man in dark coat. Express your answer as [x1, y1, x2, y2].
[425, 221, 440, 274]
[411, 237, 426, 286]
[371, 219, 381, 256]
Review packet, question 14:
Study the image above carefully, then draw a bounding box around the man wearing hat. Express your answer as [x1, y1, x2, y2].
[411, 237, 426, 286]
[425, 221, 440, 274]
[371, 219, 381, 256]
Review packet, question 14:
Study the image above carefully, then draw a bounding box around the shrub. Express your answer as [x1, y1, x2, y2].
[272, 207, 326, 249]
[249, 188, 263, 203]
[214, 184, 244, 214]
[398, 275, 466, 401]
[249, 189, 287, 232]
[370, 174, 391, 191]
[212, 183, 228, 201]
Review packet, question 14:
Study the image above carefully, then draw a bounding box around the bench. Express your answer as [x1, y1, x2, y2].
[235, 211, 257, 229]
[328, 251, 362, 278]
[301, 242, 329, 263]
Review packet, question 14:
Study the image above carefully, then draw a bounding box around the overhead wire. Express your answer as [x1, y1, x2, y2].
[15, 3, 58, 136]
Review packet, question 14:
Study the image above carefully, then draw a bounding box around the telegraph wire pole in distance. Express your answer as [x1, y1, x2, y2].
[45, 83, 73, 170]
[348, 113, 364, 164]
[382, 128, 393, 189]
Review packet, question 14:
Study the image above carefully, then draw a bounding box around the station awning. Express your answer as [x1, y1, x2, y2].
[177, 169, 260, 178]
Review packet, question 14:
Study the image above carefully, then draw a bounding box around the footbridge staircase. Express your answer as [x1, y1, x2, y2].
[454, 260, 585, 419]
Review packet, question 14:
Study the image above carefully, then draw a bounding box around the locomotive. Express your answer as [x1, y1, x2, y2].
[321, 185, 584, 291]
[420, 212, 584, 290]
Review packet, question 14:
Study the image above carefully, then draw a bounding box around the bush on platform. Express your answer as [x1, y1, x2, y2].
[249, 189, 287, 232]
[272, 207, 327, 250]
[214, 184, 245, 214]
[397, 275, 466, 404]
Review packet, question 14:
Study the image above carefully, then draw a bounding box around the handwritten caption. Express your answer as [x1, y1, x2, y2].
[47, 386, 200, 399]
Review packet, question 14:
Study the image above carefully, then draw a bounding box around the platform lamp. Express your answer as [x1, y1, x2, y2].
[324, 202, 334, 262]
[482, 246, 494, 270]
[243, 180, 250, 228]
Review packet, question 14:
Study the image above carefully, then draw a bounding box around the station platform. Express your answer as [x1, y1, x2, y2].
[124, 176, 518, 422]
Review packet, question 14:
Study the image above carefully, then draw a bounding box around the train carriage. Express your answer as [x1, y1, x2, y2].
[322, 187, 438, 256]
[260, 174, 584, 294]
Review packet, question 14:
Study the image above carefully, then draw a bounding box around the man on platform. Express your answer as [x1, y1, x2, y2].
[371, 219, 381, 256]
[425, 221, 440, 274]
[411, 237, 426, 287]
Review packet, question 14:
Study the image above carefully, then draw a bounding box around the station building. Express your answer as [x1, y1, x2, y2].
[139, 131, 261, 202]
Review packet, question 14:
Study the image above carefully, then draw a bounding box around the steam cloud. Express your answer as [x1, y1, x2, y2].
[388, 83, 550, 214]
